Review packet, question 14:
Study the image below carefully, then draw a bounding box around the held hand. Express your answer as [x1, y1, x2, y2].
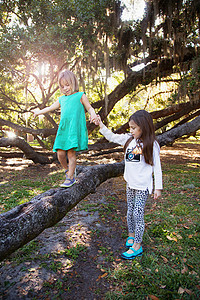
[90, 113, 99, 126]
[154, 189, 161, 200]
[31, 108, 40, 118]
[94, 114, 104, 128]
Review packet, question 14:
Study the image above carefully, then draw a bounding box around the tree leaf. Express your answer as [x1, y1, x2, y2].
[178, 287, 185, 294]
[185, 288, 193, 295]
[100, 272, 108, 278]
[181, 266, 188, 274]
[161, 255, 168, 263]
[166, 235, 177, 242]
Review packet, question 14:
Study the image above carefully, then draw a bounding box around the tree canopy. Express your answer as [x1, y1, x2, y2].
[0, 0, 200, 159]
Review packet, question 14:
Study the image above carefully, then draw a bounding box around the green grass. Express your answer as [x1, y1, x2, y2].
[105, 162, 200, 299]
[9, 240, 41, 265]
[64, 244, 87, 259]
[0, 171, 63, 213]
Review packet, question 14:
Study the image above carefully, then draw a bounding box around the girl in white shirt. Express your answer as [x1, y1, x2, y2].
[97, 110, 162, 259]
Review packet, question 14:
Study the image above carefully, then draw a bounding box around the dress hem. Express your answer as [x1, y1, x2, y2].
[53, 146, 88, 153]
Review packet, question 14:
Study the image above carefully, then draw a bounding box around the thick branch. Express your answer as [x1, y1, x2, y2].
[0, 118, 57, 137]
[173, 110, 200, 128]
[109, 99, 200, 135]
[0, 163, 124, 261]
[154, 101, 200, 130]
[152, 99, 200, 120]
[0, 137, 56, 164]
[157, 116, 200, 147]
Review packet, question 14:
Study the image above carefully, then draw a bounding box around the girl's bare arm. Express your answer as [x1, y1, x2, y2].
[32, 100, 60, 117]
[80, 93, 98, 123]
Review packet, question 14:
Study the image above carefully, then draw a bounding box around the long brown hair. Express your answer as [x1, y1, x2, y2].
[124, 110, 156, 165]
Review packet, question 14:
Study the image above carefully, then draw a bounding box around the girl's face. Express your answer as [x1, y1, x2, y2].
[129, 120, 142, 140]
[60, 79, 72, 95]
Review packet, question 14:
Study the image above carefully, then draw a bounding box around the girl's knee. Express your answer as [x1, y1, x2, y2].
[67, 149, 76, 158]
[57, 149, 66, 159]
[67, 149, 76, 164]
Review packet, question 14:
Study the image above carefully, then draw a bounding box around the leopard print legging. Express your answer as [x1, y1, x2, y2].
[126, 186, 149, 243]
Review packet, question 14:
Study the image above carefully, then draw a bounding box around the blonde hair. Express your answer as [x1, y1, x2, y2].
[58, 69, 79, 93]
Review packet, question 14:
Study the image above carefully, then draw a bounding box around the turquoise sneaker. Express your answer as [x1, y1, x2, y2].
[121, 246, 143, 260]
[60, 177, 76, 188]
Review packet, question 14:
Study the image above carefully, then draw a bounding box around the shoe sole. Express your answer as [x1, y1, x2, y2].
[121, 253, 143, 260]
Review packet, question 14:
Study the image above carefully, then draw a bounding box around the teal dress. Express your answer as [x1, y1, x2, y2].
[53, 92, 88, 152]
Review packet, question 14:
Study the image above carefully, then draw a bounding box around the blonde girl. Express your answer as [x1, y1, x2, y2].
[33, 69, 98, 187]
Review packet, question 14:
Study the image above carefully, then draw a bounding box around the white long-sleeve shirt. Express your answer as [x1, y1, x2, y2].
[100, 125, 163, 194]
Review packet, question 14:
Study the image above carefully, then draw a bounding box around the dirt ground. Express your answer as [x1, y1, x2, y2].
[0, 142, 199, 300]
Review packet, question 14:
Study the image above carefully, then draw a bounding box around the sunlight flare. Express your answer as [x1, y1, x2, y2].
[6, 131, 16, 139]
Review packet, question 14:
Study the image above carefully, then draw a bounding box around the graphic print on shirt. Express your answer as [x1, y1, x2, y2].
[126, 145, 142, 162]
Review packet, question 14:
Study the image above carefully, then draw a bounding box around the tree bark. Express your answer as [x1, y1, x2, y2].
[0, 163, 124, 261]
[154, 101, 200, 130]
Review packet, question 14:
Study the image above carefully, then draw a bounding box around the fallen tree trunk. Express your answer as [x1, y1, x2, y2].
[0, 163, 124, 261]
